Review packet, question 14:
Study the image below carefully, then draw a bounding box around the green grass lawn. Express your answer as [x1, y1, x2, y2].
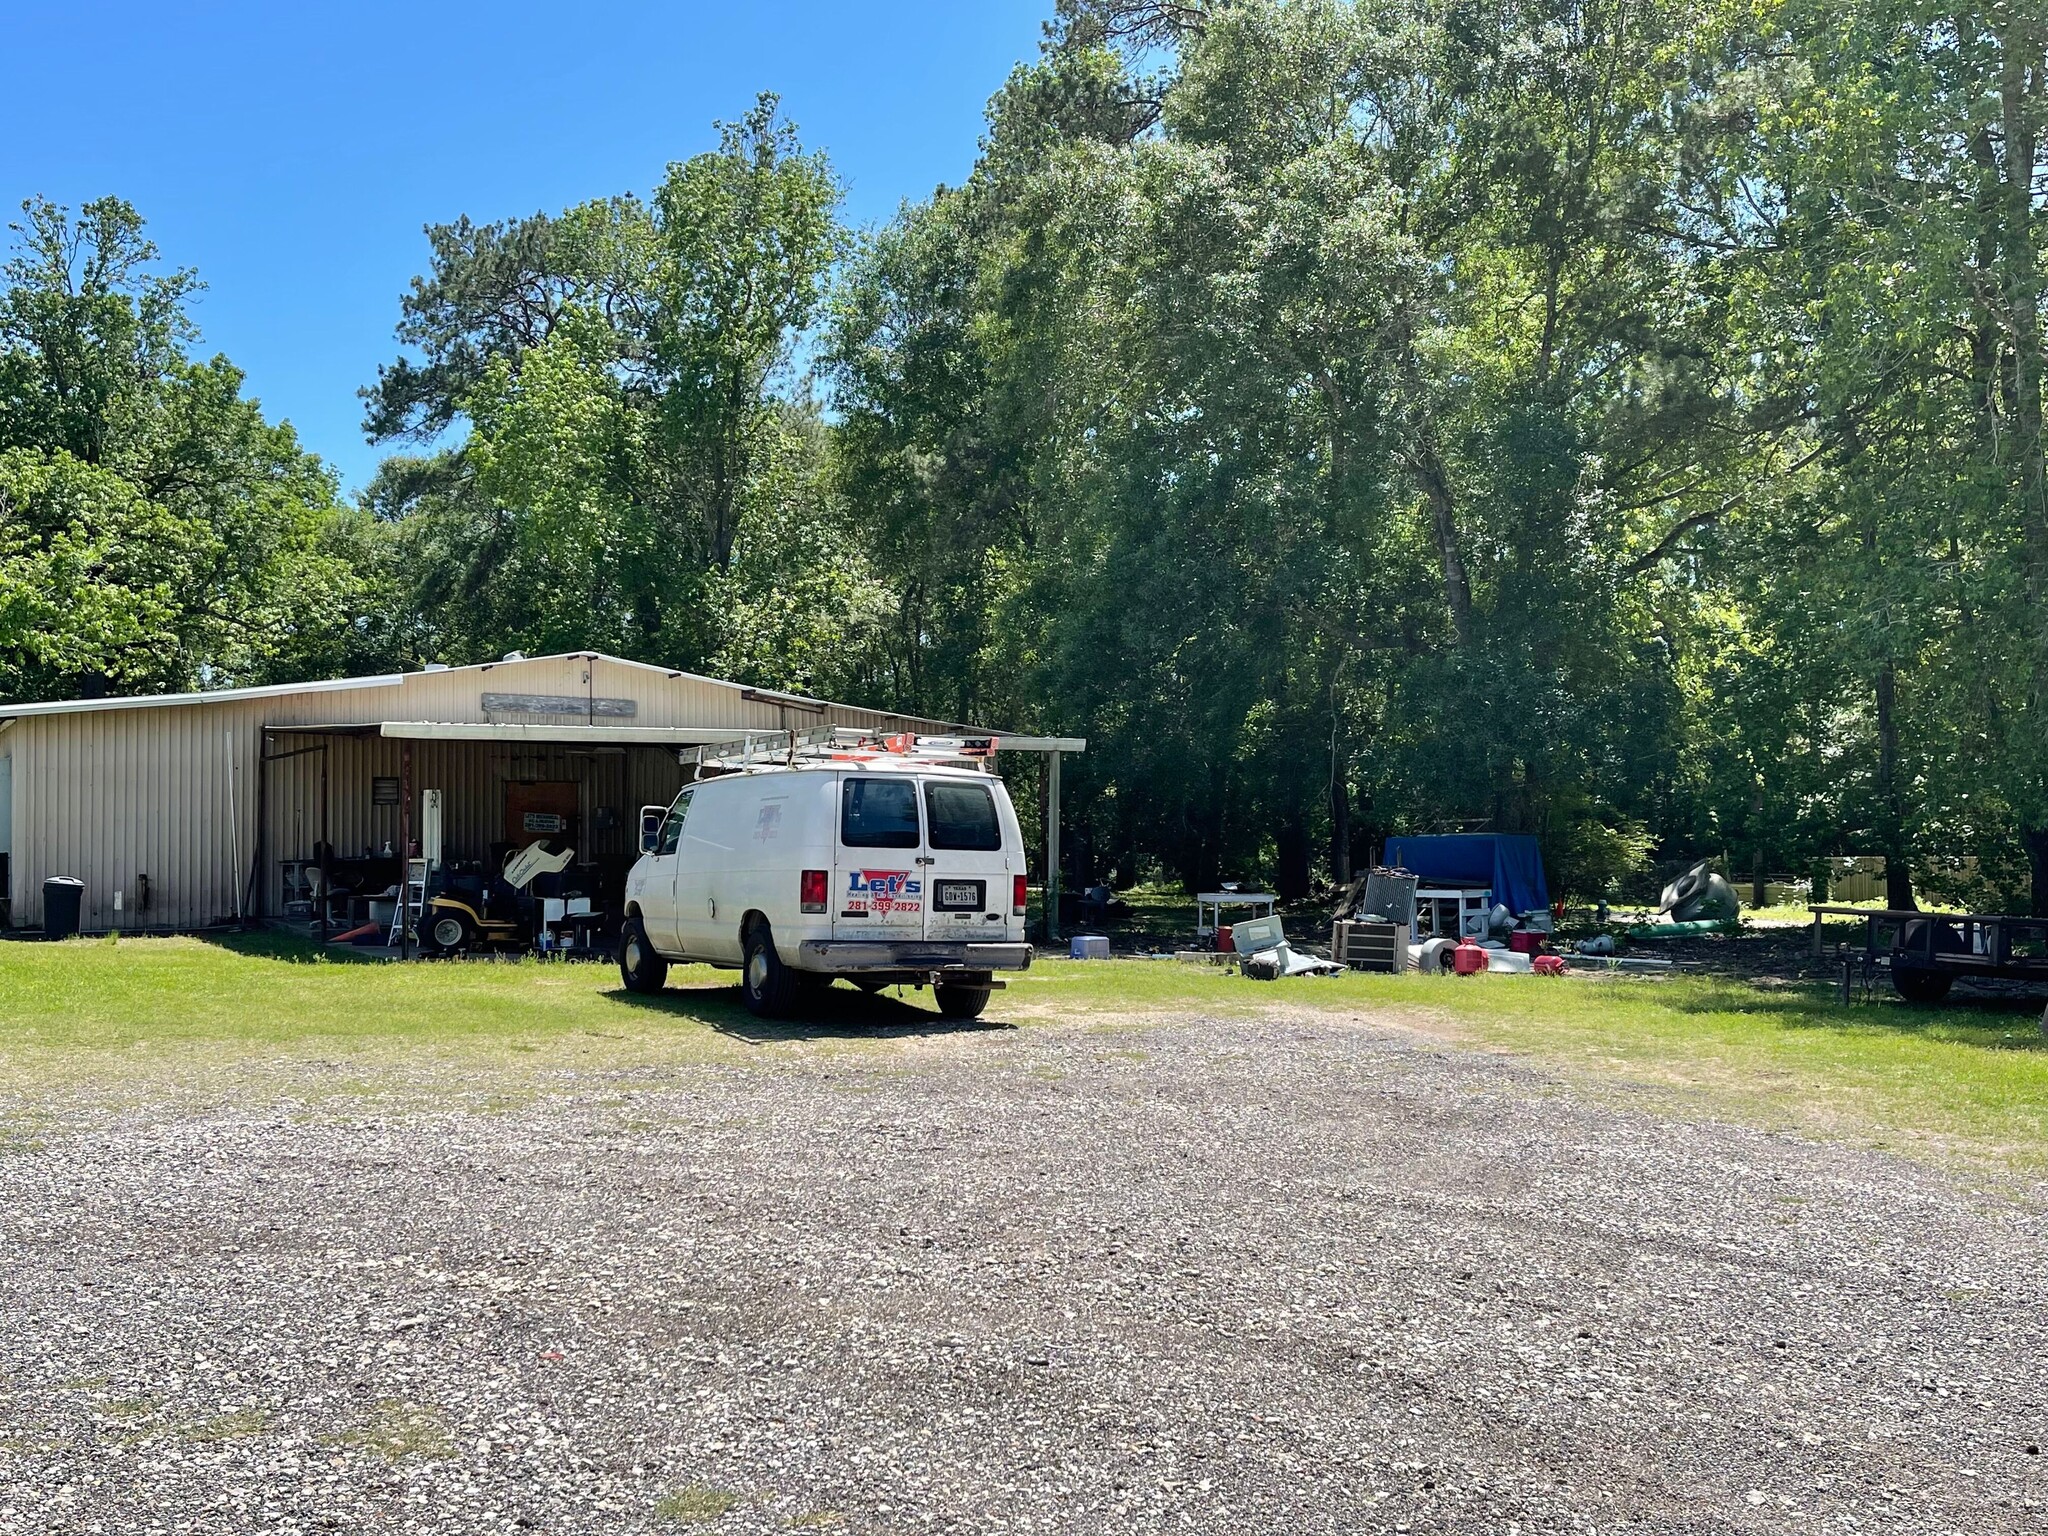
[2, 934, 2044, 1177]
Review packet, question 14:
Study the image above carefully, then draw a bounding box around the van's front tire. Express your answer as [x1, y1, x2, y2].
[743, 923, 799, 1018]
[619, 917, 668, 995]
[934, 983, 992, 1021]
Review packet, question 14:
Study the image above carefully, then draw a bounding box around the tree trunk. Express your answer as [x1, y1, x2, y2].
[1327, 711, 1351, 887]
[1276, 811, 1311, 904]
[1876, 661, 1916, 911]
[1329, 770, 1351, 888]
[1413, 441, 1473, 647]
[2028, 827, 2048, 918]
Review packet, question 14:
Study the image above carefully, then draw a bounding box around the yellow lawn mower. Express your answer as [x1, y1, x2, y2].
[421, 841, 575, 956]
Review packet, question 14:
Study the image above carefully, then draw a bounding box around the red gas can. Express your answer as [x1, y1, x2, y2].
[1531, 954, 1567, 976]
[1453, 937, 1490, 975]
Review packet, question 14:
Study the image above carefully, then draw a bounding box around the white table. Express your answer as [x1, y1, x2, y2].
[1196, 891, 1278, 937]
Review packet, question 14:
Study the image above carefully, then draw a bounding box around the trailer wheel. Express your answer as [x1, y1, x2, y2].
[1891, 965, 1953, 1004]
[742, 922, 799, 1018]
[1891, 918, 1959, 1004]
[934, 983, 991, 1020]
[619, 916, 668, 995]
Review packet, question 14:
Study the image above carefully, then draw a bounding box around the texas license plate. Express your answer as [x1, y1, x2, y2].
[935, 881, 984, 911]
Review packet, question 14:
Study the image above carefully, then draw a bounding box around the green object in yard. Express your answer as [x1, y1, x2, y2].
[1627, 918, 1741, 938]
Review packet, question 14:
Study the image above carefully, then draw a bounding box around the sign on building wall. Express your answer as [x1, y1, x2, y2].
[482, 692, 639, 718]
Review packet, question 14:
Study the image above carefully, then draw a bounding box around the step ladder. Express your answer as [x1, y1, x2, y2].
[387, 858, 427, 949]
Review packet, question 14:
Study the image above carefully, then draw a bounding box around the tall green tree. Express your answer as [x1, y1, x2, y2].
[365, 95, 871, 695]
[832, 0, 1760, 895]
[1700, 0, 2048, 909]
[0, 197, 397, 702]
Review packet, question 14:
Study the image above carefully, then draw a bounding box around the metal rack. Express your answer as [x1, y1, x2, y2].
[679, 728, 1001, 774]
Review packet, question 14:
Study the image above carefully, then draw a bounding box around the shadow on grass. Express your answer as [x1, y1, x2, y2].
[605, 979, 1018, 1046]
[200, 930, 387, 965]
[1665, 975, 2048, 1050]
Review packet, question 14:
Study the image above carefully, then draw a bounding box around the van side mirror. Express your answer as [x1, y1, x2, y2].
[639, 805, 665, 855]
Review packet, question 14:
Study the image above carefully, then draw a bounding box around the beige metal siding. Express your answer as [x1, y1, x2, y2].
[9, 699, 272, 930]
[2, 654, 975, 930]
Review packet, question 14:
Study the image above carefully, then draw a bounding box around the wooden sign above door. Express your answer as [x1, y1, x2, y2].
[482, 692, 638, 718]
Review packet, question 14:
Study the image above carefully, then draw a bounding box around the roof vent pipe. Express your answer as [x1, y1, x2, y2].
[422, 662, 448, 673]
[502, 651, 525, 662]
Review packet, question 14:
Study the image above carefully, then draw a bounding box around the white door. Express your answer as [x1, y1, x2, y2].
[644, 789, 693, 953]
[832, 774, 927, 939]
[919, 776, 1011, 940]
[674, 780, 740, 962]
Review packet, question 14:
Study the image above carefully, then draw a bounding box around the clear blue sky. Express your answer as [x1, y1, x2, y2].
[2, 0, 1050, 493]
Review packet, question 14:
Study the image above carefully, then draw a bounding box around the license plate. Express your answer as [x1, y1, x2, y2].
[935, 880, 984, 912]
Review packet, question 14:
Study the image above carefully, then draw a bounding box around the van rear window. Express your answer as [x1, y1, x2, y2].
[841, 778, 920, 848]
[925, 782, 1002, 851]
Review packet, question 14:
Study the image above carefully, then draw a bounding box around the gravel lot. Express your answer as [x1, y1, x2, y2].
[3, 1003, 2044, 1535]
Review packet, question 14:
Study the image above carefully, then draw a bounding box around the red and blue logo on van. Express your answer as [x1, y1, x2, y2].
[845, 869, 923, 917]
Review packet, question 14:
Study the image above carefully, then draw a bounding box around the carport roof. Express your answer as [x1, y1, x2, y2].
[265, 721, 1088, 752]
[268, 721, 769, 747]
[0, 651, 875, 721]
[0, 651, 1084, 751]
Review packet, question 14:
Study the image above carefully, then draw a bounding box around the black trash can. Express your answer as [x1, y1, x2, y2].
[43, 876, 84, 940]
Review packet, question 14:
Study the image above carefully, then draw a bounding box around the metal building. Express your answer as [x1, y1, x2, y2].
[0, 652, 1082, 934]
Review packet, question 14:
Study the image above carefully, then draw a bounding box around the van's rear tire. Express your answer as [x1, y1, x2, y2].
[743, 923, 799, 1018]
[934, 983, 992, 1020]
[619, 917, 668, 994]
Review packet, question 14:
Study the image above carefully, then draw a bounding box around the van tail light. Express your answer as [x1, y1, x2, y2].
[800, 869, 829, 914]
[1013, 875, 1028, 917]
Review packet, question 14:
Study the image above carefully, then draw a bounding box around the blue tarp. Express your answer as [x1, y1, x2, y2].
[1383, 834, 1550, 916]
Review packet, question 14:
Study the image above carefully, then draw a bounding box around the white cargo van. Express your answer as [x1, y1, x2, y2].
[619, 755, 1032, 1018]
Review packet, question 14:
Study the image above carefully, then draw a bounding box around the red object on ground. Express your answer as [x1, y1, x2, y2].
[1508, 930, 1546, 955]
[1215, 924, 1234, 953]
[1453, 937, 1490, 975]
[1531, 954, 1567, 976]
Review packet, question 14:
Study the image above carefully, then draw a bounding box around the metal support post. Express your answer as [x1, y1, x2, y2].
[1045, 750, 1062, 945]
[318, 741, 330, 944]
[399, 739, 413, 959]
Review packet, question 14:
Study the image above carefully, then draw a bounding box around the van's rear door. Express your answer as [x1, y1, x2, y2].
[919, 775, 1011, 942]
[832, 774, 927, 939]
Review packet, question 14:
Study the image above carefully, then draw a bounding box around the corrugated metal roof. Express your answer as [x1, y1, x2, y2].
[0, 652, 825, 720]
[0, 671, 406, 717]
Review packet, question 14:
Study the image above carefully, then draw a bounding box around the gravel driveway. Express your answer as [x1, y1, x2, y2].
[2, 1003, 2043, 1534]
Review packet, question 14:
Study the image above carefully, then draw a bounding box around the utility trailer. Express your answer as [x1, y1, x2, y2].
[1810, 905, 2048, 1003]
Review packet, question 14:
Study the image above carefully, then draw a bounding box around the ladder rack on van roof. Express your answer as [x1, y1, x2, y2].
[678, 727, 1000, 773]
